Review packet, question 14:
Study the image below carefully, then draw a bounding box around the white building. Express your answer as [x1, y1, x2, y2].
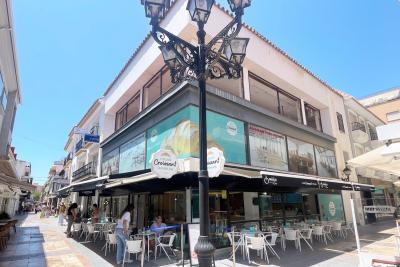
[0, 0, 35, 216]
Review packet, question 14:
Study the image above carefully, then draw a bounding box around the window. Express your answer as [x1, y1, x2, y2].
[126, 93, 140, 122]
[287, 137, 316, 175]
[0, 72, 7, 109]
[143, 73, 161, 108]
[279, 92, 302, 123]
[208, 75, 243, 97]
[161, 68, 173, 94]
[314, 146, 338, 177]
[115, 107, 127, 130]
[305, 103, 322, 131]
[387, 111, 400, 122]
[367, 123, 378, 140]
[337, 112, 345, 133]
[249, 75, 279, 113]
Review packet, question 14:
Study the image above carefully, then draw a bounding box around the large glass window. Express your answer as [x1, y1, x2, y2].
[143, 73, 161, 108]
[248, 124, 288, 171]
[208, 75, 243, 98]
[279, 92, 302, 123]
[228, 192, 245, 221]
[149, 191, 186, 224]
[249, 75, 279, 113]
[314, 146, 338, 178]
[287, 137, 316, 175]
[305, 103, 322, 131]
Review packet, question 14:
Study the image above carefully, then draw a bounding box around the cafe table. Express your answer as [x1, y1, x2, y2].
[136, 231, 157, 261]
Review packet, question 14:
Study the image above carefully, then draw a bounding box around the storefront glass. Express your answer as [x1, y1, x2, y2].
[119, 133, 146, 173]
[248, 124, 288, 171]
[149, 191, 186, 225]
[287, 137, 317, 175]
[315, 146, 338, 178]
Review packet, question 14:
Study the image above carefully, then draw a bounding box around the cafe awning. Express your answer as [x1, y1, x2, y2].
[348, 143, 400, 176]
[105, 172, 157, 189]
[58, 175, 108, 195]
[260, 170, 372, 191]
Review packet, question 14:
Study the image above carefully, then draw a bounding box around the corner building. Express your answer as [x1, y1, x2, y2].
[81, 0, 374, 247]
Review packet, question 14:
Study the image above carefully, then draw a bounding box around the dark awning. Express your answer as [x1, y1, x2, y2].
[261, 171, 363, 191]
[57, 176, 108, 195]
[352, 183, 375, 192]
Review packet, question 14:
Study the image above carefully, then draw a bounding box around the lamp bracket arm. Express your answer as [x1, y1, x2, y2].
[151, 24, 199, 71]
[204, 15, 242, 65]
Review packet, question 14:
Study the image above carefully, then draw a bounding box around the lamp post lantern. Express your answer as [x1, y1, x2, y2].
[141, 0, 251, 265]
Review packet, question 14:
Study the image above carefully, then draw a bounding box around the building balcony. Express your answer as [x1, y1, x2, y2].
[75, 138, 84, 153]
[369, 132, 382, 149]
[351, 122, 369, 144]
[72, 162, 97, 182]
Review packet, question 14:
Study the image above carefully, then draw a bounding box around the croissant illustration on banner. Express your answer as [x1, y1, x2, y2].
[160, 119, 222, 157]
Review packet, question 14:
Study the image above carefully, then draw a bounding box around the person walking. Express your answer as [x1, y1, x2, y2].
[66, 203, 78, 238]
[58, 203, 66, 226]
[115, 204, 134, 265]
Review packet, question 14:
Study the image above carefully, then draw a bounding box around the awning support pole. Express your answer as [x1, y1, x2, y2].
[350, 192, 363, 267]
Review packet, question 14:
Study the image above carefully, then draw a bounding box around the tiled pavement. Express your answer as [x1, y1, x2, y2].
[1, 213, 400, 267]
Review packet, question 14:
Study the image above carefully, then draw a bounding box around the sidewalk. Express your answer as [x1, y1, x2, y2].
[0, 213, 399, 267]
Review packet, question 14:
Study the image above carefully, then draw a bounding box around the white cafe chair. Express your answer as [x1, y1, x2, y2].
[80, 223, 89, 239]
[155, 233, 176, 262]
[264, 232, 280, 259]
[72, 223, 82, 238]
[85, 224, 100, 242]
[122, 240, 142, 267]
[284, 229, 301, 251]
[104, 233, 117, 256]
[331, 222, 345, 238]
[245, 236, 269, 264]
[312, 226, 327, 245]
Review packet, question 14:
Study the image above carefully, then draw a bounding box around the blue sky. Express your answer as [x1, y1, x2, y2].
[11, 0, 400, 184]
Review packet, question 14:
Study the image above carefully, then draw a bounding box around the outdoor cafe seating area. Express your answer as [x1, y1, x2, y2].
[226, 219, 355, 265]
[71, 219, 181, 266]
[69, 217, 356, 266]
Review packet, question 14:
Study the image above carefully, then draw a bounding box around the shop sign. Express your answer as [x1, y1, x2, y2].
[188, 223, 200, 266]
[150, 149, 178, 179]
[352, 184, 375, 192]
[84, 134, 100, 143]
[262, 175, 319, 188]
[207, 147, 225, 178]
[363, 206, 396, 214]
[318, 180, 353, 191]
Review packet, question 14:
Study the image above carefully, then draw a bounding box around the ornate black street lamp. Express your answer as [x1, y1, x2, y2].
[141, 0, 251, 265]
[342, 162, 352, 182]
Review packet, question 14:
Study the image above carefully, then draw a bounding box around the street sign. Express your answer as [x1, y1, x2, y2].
[84, 134, 100, 143]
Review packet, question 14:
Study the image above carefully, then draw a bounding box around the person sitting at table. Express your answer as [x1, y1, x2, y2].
[150, 215, 167, 236]
[91, 204, 99, 224]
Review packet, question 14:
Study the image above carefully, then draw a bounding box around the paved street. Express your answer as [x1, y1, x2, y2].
[1, 213, 400, 267]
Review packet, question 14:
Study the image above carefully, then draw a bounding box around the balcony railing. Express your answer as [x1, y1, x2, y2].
[351, 122, 366, 132]
[72, 162, 97, 181]
[75, 138, 83, 153]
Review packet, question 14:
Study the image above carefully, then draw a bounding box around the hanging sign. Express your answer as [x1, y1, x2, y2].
[188, 223, 200, 266]
[74, 127, 86, 134]
[84, 134, 100, 143]
[207, 147, 225, 178]
[363, 206, 396, 214]
[150, 149, 178, 178]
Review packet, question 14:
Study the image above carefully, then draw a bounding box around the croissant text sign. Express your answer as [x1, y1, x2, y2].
[150, 149, 178, 179]
[363, 205, 396, 214]
[207, 147, 225, 178]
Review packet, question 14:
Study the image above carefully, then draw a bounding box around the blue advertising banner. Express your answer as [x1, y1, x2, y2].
[146, 105, 246, 168]
[119, 133, 146, 173]
[84, 134, 100, 143]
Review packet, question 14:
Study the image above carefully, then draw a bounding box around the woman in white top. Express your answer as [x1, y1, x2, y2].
[115, 204, 134, 265]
